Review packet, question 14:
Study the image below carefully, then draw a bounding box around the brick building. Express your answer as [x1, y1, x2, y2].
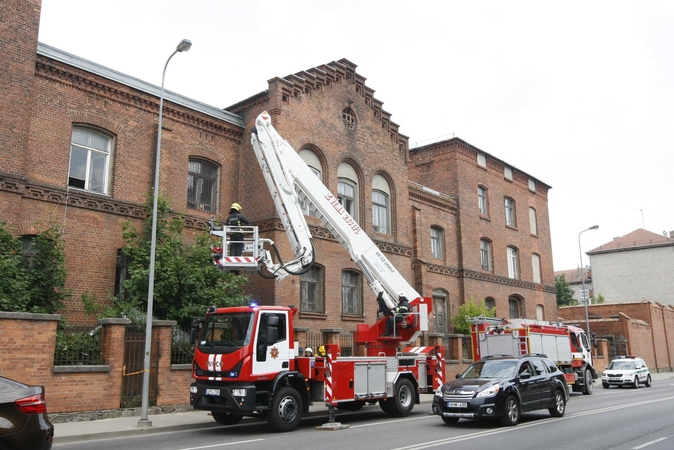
[1, 0, 556, 334]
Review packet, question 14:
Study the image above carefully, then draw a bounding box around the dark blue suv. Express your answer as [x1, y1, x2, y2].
[432, 354, 569, 426]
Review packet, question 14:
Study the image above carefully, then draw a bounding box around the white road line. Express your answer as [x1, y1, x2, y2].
[180, 438, 265, 450]
[632, 437, 667, 449]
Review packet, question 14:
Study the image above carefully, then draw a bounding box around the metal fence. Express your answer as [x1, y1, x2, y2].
[53, 325, 102, 366]
[171, 326, 194, 365]
[121, 324, 158, 408]
[304, 332, 353, 356]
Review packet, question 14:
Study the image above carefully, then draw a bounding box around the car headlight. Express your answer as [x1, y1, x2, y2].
[434, 386, 444, 397]
[476, 385, 500, 398]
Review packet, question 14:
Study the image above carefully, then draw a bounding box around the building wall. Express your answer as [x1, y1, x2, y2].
[591, 246, 674, 305]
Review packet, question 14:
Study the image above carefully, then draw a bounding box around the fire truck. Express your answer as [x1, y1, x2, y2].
[469, 316, 597, 395]
[189, 112, 444, 432]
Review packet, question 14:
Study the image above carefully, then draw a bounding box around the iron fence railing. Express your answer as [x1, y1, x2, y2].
[171, 326, 194, 365]
[53, 325, 102, 366]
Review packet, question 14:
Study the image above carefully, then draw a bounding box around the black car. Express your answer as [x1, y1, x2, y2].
[432, 354, 569, 426]
[0, 376, 54, 450]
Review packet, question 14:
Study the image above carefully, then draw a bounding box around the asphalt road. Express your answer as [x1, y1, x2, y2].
[54, 378, 674, 450]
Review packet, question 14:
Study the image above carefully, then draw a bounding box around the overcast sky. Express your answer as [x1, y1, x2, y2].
[38, 0, 674, 272]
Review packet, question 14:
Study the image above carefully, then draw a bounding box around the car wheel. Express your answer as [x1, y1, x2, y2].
[212, 412, 243, 426]
[548, 389, 566, 417]
[582, 369, 593, 395]
[380, 378, 415, 415]
[441, 416, 460, 425]
[266, 387, 303, 432]
[500, 396, 520, 426]
[602, 382, 610, 389]
[633, 376, 640, 389]
[645, 375, 652, 387]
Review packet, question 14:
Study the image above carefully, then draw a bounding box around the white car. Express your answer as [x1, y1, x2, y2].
[601, 356, 652, 389]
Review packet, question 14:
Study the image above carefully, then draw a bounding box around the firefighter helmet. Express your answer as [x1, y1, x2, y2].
[230, 202, 242, 211]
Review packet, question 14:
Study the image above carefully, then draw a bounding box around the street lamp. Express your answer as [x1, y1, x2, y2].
[578, 225, 599, 338]
[138, 38, 192, 428]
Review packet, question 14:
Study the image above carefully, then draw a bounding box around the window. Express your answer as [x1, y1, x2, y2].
[536, 305, 544, 321]
[301, 265, 324, 313]
[372, 174, 391, 234]
[485, 297, 495, 311]
[187, 158, 219, 212]
[341, 270, 362, 315]
[342, 107, 357, 128]
[508, 297, 521, 318]
[19, 236, 37, 269]
[504, 197, 516, 227]
[532, 253, 541, 284]
[480, 238, 493, 271]
[299, 149, 322, 217]
[430, 227, 444, 259]
[432, 290, 448, 334]
[478, 186, 489, 216]
[115, 249, 131, 299]
[338, 163, 359, 220]
[529, 207, 538, 236]
[507, 246, 519, 279]
[69, 127, 111, 193]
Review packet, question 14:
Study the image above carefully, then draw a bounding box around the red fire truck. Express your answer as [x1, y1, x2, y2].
[470, 316, 597, 395]
[189, 112, 444, 432]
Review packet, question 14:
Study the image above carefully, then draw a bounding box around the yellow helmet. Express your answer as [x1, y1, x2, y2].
[230, 202, 242, 211]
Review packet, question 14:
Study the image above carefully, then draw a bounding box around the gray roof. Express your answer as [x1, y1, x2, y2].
[37, 42, 243, 128]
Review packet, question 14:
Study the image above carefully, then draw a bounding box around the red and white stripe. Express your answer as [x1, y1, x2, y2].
[223, 256, 258, 264]
[207, 354, 223, 381]
[325, 351, 334, 406]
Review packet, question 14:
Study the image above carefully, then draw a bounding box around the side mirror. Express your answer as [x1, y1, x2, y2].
[519, 372, 531, 380]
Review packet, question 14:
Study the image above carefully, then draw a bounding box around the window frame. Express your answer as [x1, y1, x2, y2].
[372, 190, 389, 234]
[532, 253, 541, 284]
[68, 126, 112, 194]
[338, 178, 357, 219]
[432, 290, 448, 334]
[187, 157, 219, 213]
[478, 185, 489, 216]
[504, 197, 516, 228]
[529, 207, 538, 236]
[507, 246, 520, 279]
[480, 238, 493, 271]
[300, 265, 325, 313]
[431, 226, 444, 259]
[341, 270, 363, 315]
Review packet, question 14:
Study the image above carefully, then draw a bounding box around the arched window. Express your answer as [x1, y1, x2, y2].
[338, 163, 359, 220]
[508, 297, 521, 318]
[485, 297, 495, 311]
[478, 185, 489, 216]
[536, 305, 544, 321]
[341, 270, 363, 315]
[532, 253, 542, 284]
[187, 158, 219, 212]
[301, 265, 324, 313]
[69, 126, 112, 194]
[372, 174, 390, 234]
[432, 289, 448, 334]
[299, 149, 323, 217]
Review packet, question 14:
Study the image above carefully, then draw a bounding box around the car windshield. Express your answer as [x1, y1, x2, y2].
[462, 359, 517, 379]
[608, 360, 635, 370]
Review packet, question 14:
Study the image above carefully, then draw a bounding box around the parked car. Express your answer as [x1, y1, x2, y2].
[431, 354, 569, 426]
[601, 356, 652, 389]
[0, 375, 54, 450]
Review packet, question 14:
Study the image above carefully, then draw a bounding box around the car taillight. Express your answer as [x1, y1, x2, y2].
[15, 393, 47, 414]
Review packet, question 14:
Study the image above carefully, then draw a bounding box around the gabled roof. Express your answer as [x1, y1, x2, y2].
[587, 228, 673, 255]
[553, 268, 584, 284]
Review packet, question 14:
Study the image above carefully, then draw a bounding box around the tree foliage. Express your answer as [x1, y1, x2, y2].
[117, 194, 248, 329]
[452, 298, 496, 335]
[0, 221, 69, 313]
[555, 274, 577, 307]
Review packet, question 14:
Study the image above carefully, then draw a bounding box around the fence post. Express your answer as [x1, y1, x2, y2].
[152, 320, 177, 407]
[99, 318, 131, 409]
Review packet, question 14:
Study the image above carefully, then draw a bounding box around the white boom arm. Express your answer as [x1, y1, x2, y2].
[251, 111, 420, 312]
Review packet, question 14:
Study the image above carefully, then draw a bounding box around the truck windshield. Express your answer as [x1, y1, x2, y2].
[199, 312, 254, 348]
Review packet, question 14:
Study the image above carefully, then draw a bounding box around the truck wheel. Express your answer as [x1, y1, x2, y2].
[212, 412, 243, 426]
[582, 369, 593, 395]
[645, 375, 652, 387]
[548, 390, 566, 417]
[266, 387, 303, 432]
[380, 378, 415, 415]
[500, 396, 520, 426]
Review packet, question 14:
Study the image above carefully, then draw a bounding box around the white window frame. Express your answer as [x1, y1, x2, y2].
[68, 127, 111, 194]
[432, 290, 448, 334]
[372, 190, 389, 234]
[480, 238, 492, 271]
[478, 186, 488, 216]
[431, 226, 444, 259]
[338, 163, 359, 221]
[299, 149, 322, 217]
[504, 197, 516, 228]
[507, 246, 519, 279]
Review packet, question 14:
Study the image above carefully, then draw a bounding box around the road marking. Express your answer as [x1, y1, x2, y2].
[390, 395, 674, 450]
[180, 438, 265, 450]
[632, 437, 667, 449]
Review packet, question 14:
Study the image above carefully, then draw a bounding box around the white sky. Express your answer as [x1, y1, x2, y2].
[38, 0, 674, 272]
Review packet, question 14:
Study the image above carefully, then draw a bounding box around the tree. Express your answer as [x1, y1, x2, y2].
[118, 194, 248, 329]
[591, 294, 606, 304]
[452, 298, 496, 335]
[555, 274, 577, 307]
[0, 221, 69, 313]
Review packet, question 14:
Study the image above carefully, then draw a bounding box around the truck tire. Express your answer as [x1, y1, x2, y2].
[212, 412, 243, 426]
[266, 387, 303, 432]
[582, 368, 593, 395]
[379, 378, 415, 415]
[548, 389, 566, 417]
[500, 396, 520, 426]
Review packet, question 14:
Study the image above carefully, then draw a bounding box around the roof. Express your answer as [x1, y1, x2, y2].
[554, 268, 584, 284]
[587, 228, 673, 255]
[37, 42, 244, 128]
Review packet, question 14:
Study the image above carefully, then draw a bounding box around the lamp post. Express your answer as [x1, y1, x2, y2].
[138, 38, 192, 428]
[578, 225, 599, 338]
